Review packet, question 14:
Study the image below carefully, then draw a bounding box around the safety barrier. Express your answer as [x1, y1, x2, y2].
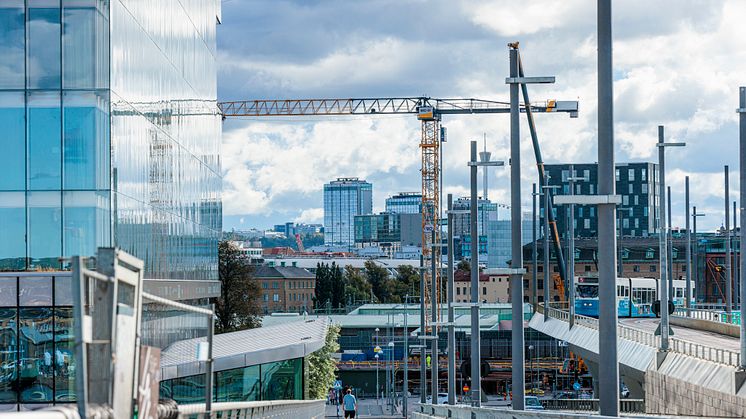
[674, 307, 741, 325]
[542, 398, 644, 413]
[176, 399, 326, 419]
[537, 303, 741, 367]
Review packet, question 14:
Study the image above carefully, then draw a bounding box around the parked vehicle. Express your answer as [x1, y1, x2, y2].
[524, 396, 544, 410]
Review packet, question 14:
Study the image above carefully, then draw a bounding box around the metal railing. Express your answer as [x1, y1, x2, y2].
[541, 398, 644, 413]
[176, 400, 326, 419]
[674, 306, 741, 325]
[537, 303, 742, 367]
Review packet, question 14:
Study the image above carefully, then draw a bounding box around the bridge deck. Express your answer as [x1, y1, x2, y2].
[619, 317, 740, 351]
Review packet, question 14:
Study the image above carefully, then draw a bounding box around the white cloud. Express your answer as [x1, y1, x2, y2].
[294, 208, 324, 224]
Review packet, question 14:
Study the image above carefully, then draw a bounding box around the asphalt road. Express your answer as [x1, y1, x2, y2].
[618, 317, 740, 350]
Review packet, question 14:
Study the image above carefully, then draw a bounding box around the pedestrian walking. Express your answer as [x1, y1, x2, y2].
[343, 388, 357, 418]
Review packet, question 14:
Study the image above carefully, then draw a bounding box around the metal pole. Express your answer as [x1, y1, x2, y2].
[447, 195, 456, 405]
[738, 87, 746, 370]
[533, 183, 538, 311]
[694, 207, 699, 302]
[431, 232, 438, 402]
[509, 46, 525, 411]
[668, 186, 673, 299]
[469, 140, 481, 407]
[659, 125, 670, 352]
[686, 177, 692, 310]
[544, 179, 551, 318]
[568, 165, 576, 328]
[597, 1, 620, 415]
[205, 305, 215, 415]
[419, 256, 427, 404]
[71, 257, 89, 419]
[618, 209, 623, 276]
[734, 200, 739, 306]
[403, 297, 409, 417]
[726, 165, 732, 315]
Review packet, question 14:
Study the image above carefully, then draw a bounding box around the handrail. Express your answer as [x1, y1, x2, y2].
[674, 306, 741, 325]
[537, 303, 741, 367]
[176, 399, 326, 419]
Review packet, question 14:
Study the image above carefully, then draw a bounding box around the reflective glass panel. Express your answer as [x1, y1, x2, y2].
[0, 308, 17, 403]
[27, 192, 62, 270]
[0, 1, 24, 88]
[63, 91, 109, 190]
[19, 277, 52, 306]
[260, 358, 302, 400]
[19, 307, 54, 403]
[62, 6, 93, 88]
[0, 93, 25, 190]
[53, 276, 72, 306]
[63, 191, 110, 258]
[0, 278, 17, 307]
[216, 365, 260, 402]
[28, 92, 62, 190]
[27, 1, 61, 89]
[54, 308, 75, 402]
[169, 374, 206, 405]
[0, 192, 26, 270]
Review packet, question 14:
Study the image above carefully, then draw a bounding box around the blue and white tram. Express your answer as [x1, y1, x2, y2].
[574, 276, 695, 318]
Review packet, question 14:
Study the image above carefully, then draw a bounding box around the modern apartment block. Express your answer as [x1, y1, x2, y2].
[0, 0, 222, 409]
[323, 177, 372, 247]
[542, 162, 659, 238]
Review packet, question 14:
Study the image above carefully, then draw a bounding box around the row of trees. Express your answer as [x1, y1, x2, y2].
[314, 260, 421, 309]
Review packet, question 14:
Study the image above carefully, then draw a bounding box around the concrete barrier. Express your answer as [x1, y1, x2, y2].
[671, 314, 740, 338]
[416, 403, 660, 419]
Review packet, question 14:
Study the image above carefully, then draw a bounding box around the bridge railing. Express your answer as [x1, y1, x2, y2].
[542, 398, 645, 413]
[175, 399, 326, 419]
[674, 306, 741, 325]
[537, 303, 741, 367]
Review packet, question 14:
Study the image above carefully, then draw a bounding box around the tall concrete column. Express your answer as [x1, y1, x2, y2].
[509, 45, 525, 411]
[447, 194, 456, 405]
[735, 201, 739, 306]
[659, 126, 670, 352]
[597, 1, 620, 415]
[532, 183, 538, 311]
[568, 165, 576, 327]
[738, 87, 746, 370]
[431, 232, 438, 401]
[419, 256, 426, 404]
[726, 165, 732, 315]
[668, 186, 673, 298]
[694, 206, 700, 301]
[469, 141, 481, 407]
[543, 178, 552, 318]
[685, 176, 691, 309]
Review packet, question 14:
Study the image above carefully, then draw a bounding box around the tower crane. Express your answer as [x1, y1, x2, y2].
[219, 92, 578, 319]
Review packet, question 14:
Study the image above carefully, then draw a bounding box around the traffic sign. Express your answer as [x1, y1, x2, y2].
[333, 380, 343, 390]
[573, 382, 581, 391]
[374, 345, 381, 353]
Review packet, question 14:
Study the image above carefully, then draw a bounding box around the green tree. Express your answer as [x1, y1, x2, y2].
[344, 266, 372, 305]
[329, 262, 345, 309]
[307, 324, 340, 399]
[216, 241, 262, 333]
[456, 259, 471, 272]
[364, 260, 391, 302]
[393, 265, 420, 300]
[314, 263, 332, 310]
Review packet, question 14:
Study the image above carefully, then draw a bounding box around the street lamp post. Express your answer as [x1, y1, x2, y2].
[403, 298, 409, 417]
[532, 183, 540, 312]
[726, 165, 733, 316]
[692, 207, 705, 303]
[388, 341, 395, 414]
[656, 125, 686, 353]
[375, 328, 380, 402]
[528, 345, 535, 393]
[565, 165, 587, 328]
[685, 177, 692, 310]
[738, 85, 746, 368]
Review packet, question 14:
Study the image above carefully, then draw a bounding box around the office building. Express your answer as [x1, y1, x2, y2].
[0, 0, 221, 409]
[353, 212, 422, 257]
[323, 178, 372, 247]
[451, 197, 500, 268]
[255, 266, 316, 314]
[385, 192, 422, 214]
[542, 163, 659, 238]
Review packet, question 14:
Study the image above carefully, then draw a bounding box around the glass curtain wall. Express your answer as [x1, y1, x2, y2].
[160, 358, 303, 404]
[0, 275, 74, 411]
[0, 1, 111, 271]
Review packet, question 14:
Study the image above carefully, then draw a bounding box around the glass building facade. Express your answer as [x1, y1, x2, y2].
[384, 192, 421, 214]
[0, 0, 221, 279]
[323, 178, 372, 247]
[159, 358, 303, 404]
[452, 198, 500, 268]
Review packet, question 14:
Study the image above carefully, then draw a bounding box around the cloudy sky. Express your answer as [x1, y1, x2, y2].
[218, 0, 745, 232]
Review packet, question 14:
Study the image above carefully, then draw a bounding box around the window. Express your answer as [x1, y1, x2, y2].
[628, 168, 635, 181]
[635, 218, 639, 228]
[615, 169, 620, 181]
[590, 207, 595, 217]
[0, 92, 24, 190]
[584, 219, 591, 229]
[263, 294, 269, 302]
[457, 287, 460, 295]
[28, 2, 61, 88]
[643, 206, 649, 217]
[641, 184, 648, 194]
[273, 294, 279, 302]
[578, 207, 584, 217]
[650, 265, 657, 272]
[562, 170, 569, 181]
[628, 184, 634, 194]
[29, 92, 62, 190]
[584, 169, 590, 180]
[590, 184, 595, 194]
[641, 168, 647, 181]
[633, 265, 640, 272]
[622, 195, 629, 205]
[585, 265, 591, 272]
[482, 287, 487, 295]
[538, 280, 544, 289]
[646, 249, 655, 259]
[262, 282, 268, 289]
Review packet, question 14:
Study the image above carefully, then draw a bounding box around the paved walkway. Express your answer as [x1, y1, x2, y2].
[325, 398, 401, 418]
[619, 317, 740, 350]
